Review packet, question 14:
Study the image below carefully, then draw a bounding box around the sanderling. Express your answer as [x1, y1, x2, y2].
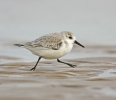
[14, 31, 84, 71]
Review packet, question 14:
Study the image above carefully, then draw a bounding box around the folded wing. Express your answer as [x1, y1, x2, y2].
[25, 33, 63, 50]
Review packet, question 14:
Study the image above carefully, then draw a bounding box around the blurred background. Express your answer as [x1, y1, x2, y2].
[0, 0, 116, 45]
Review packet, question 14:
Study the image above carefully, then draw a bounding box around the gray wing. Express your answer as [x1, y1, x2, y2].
[25, 33, 63, 50]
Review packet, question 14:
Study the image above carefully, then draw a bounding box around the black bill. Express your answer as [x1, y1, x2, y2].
[74, 40, 85, 48]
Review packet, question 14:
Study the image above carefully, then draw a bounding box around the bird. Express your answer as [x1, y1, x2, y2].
[14, 31, 85, 71]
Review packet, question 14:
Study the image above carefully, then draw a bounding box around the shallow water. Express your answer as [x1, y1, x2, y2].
[0, 42, 116, 100]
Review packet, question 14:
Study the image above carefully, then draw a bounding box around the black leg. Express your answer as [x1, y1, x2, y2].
[30, 57, 42, 71]
[57, 59, 76, 68]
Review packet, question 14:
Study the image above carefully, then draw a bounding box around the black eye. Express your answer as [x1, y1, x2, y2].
[69, 36, 72, 39]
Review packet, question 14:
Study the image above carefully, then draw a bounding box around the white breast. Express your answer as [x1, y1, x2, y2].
[60, 39, 73, 55]
[26, 40, 74, 59]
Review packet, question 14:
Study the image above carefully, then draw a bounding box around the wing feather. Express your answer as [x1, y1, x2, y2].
[25, 33, 63, 50]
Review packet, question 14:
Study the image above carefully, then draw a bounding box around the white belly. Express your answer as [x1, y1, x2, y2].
[26, 41, 73, 59]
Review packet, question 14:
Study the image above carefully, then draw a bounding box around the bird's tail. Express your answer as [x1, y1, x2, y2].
[14, 44, 24, 47]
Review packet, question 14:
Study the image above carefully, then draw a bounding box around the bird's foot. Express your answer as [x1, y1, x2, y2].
[68, 64, 77, 68]
[30, 67, 36, 71]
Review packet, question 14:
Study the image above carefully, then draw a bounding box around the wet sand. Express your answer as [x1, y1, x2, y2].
[0, 44, 116, 100]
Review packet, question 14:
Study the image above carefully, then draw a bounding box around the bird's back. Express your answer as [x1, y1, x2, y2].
[24, 32, 64, 50]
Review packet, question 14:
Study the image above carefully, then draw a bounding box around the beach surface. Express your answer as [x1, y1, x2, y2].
[0, 41, 116, 100]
